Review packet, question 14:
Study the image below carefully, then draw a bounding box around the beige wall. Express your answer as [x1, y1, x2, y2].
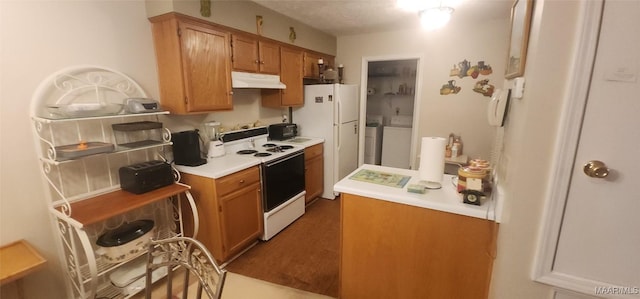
[0, 1, 330, 298]
[0, 1, 159, 298]
[0, 0, 585, 298]
[337, 17, 510, 164]
[144, 0, 338, 133]
[145, 0, 337, 55]
[338, 1, 584, 298]
[489, 0, 581, 298]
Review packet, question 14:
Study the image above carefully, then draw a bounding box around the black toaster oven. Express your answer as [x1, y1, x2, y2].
[268, 123, 297, 140]
[119, 160, 174, 194]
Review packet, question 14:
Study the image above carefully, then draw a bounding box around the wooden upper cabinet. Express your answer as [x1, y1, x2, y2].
[262, 46, 304, 107]
[258, 41, 280, 74]
[150, 14, 233, 114]
[232, 34, 280, 75]
[303, 51, 335, 79]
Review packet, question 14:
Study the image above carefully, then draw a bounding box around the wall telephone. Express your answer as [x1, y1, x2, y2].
[487, 88, 511, 127]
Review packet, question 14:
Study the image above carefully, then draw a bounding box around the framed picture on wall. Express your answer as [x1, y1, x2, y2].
[505, 0, 533, 79]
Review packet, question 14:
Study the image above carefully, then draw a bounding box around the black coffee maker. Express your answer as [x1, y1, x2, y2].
[171, 130, 206, 166]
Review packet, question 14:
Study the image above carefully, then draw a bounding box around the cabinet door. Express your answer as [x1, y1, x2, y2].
[280, 47, 303, 106]
[303, 51, 335, 79]
[231, 34, 259, 73]
[303, 51, 323, 78]
[305, 155, 324, 203]
[180, 21, 232, 112]
[261, 46, 303, 107]
[341, 193, 497, 298]
[219, 183, 263, 259]
[258, 41, 280, 75]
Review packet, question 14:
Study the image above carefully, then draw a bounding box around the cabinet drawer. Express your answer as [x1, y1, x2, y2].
[305, 143, 323, 161]
[216, 166, 260, 197]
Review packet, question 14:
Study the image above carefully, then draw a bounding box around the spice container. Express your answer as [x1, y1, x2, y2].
[453, 136, 463, 155]
[457, 166, 486, 193]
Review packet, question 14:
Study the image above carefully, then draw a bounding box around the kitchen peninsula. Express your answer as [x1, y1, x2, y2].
[335, 164, 500, 299]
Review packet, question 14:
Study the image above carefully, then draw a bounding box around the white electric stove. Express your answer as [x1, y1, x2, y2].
[220, 127, 306, 240]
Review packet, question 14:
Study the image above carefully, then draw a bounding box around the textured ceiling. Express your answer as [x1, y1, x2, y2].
[251, 0, 514, 36]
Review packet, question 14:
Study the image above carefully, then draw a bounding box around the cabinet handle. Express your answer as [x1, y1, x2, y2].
[255, 60, 259, 64]
[260, 61, 265, 64]
[229, 91, 234, 95]
[239, 179, 245, 184]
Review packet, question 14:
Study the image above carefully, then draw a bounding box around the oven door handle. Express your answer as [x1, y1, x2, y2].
[264, 151, 304, 167]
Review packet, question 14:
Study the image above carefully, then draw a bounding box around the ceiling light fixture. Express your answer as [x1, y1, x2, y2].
[419, 5, 454, 30]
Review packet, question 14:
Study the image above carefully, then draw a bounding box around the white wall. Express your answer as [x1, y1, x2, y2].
[0, 1, 159, 298]
[337, 17, 510, 163]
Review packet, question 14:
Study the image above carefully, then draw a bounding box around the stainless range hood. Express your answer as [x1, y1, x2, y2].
[231, 71, 286, 89]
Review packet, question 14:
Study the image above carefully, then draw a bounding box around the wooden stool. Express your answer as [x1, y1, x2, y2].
[0, 240, 47, 299]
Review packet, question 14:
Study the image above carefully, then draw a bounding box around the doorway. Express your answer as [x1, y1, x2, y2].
[358, 56, 422, 169]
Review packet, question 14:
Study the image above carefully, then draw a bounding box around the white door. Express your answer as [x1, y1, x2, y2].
[539, 1, 640, 296]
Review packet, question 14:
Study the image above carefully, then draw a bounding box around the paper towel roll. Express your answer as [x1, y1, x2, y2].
[419, 137, 447, 187]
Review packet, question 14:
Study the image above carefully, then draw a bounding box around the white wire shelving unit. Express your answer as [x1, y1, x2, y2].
[30, 65, 199, 299]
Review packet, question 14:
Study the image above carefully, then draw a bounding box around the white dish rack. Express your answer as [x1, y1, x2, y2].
[30, 65, 199, 299]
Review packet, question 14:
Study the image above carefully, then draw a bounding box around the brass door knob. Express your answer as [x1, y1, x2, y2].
[583, 160, 609, 178]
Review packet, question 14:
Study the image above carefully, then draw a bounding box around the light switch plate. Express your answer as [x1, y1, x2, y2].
[512, 77, 525, 99]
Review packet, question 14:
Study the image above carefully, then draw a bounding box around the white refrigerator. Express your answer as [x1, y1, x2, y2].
[293, 84, 359, 199]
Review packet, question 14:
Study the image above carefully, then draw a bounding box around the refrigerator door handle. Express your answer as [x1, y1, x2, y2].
[336, 124, 340, 151]
[336, 100, 340, 125]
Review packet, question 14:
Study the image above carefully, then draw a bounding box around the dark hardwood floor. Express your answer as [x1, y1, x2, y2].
[224, 198, 340, 298]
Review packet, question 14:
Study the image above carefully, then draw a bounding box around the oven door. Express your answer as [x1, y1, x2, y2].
[262, 151, 305, 212]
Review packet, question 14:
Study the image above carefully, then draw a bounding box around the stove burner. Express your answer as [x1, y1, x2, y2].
[237, 149, 258, 155]
[266, 147, 283, 153]
[279, 145, 294, 150]
[263, 143, 277, 148]
[254, 152, 272, 157]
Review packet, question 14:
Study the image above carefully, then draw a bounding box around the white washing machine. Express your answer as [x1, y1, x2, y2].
[364, 115, 384, 165]
[381, 115, 413, 169]
[364, 125, 383, 165]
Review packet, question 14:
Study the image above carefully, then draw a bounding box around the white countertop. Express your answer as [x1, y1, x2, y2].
[276, 136, 324, 148]
[175, 154, 261, 179]
[334, 164, 500, 222]
[175, 136, 324, 179]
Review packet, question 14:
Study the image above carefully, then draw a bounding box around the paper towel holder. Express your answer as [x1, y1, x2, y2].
[418, 136, 446, 189]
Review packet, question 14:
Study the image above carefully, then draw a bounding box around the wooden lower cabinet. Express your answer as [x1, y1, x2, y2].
[304, 143, 324, 203]
[340, 193, 498, 299]
[180, 166, 263, 263]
